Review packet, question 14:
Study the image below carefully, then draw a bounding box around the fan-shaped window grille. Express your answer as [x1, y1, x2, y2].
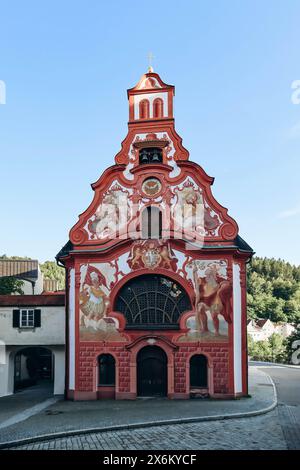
[115, 274, 192, 329]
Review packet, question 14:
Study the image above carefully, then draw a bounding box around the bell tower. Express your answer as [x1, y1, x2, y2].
[115, 69, 189, 174]
[127, 71, 174, 122]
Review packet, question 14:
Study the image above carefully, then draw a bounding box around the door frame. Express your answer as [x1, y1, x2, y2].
[186, 351, 214, 395]
[137, 345, 167, 397]
[127, 336, 177, 399]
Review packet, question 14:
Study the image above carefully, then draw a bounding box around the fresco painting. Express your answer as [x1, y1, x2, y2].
[178, 259, 232, 343]
[79, 264, 126, 342]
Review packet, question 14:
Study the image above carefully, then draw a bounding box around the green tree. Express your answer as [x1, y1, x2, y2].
[0, 254, 32, 260]
[268, 333, 286, 363]
[40, 261, 65, 290]
[247, 257, 300, 324]
[248, 336, 271, 361]
[0, 277, 24, 295]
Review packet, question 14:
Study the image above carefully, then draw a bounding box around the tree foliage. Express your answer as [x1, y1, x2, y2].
[247, 257, 300, 324]
[0, 277, 24, 295]
[0, 254, 65, 291]
[40, 261, 65, 290]
[248, 333, 287, 363]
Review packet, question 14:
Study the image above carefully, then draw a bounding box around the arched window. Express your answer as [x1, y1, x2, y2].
[98, 354, 115, 386]
[142, 206, 162, 239]
[190, 354, 208, 388]
[115, 274, 192, 329]
[153, 98, 163, 118]
[139, 99, 150, 119]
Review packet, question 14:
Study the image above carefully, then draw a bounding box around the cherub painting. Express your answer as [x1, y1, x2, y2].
[171, 179, 221, 237]
[87, 184, 131, 240]
[172, 184, 204, 233]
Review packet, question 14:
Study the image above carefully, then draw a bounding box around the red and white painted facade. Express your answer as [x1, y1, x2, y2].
[57, 70, 253, 400]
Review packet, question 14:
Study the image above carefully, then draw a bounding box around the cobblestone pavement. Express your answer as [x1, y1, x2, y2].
[9, 410, 287, 450]
[277, 404, 300, 450]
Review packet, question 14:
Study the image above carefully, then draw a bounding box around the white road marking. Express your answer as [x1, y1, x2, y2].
[0, 397, 59, 430]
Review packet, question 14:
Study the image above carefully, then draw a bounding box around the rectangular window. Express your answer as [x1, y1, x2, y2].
[12, 309, 41, 329]
[20, 309, 35, 328]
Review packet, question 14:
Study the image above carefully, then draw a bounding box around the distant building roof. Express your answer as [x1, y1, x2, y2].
[0, 260, 39, 281]
[256, 319, 270, 328]
[0, 294, 65, 307]
[43, 278, 60, 292]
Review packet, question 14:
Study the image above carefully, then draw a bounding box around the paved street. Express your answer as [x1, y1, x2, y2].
[259, 365, 300, 450]
[0, 383, 59, 430]
[0, 365, 299, 450]
[8, 410, 287, 450]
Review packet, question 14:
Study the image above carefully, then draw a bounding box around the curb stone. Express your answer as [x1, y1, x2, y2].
[0, 370, 277, 449]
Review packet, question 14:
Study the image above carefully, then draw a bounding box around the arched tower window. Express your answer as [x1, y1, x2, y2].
[98, 354, 115, 386]
[153, 98, 163, 118]
[142, 206, 162, 239]
[190, 354, 208, 388]
[139, 99, 150, 119]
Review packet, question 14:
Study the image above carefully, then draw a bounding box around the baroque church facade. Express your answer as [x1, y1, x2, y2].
[57, 70, 253, 400]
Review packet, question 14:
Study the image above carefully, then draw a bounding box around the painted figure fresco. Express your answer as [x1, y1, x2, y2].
[171, 179, 221, 237]
[79, 265, 125, 341]
[172, 182, 204, 234]
[86, 183, 132, 240]
[178, 260, 232, 342]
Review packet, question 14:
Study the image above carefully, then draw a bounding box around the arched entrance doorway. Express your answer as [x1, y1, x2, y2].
[14, 347, 54, 392]
[137, 346, 167, 397]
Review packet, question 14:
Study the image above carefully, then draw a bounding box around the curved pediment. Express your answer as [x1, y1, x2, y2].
[69, 160, 238, 249]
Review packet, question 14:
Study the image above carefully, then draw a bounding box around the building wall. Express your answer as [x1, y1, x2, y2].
[0, 303, 65, 397]
[0, 306, 65, 345]
[66, 248, 247, 400]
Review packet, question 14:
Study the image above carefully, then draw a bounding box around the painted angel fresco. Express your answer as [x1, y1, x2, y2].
[171, 180, 221, 237]
[172, 184, 204, 234]
[87, 184, 131, 240]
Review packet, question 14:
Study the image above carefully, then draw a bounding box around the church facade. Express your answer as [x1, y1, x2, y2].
[57, 70, 253, 400]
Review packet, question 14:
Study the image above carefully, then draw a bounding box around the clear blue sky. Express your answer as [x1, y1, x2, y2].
[1, 1, 300, 264]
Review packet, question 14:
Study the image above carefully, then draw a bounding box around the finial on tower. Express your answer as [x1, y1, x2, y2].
[147, 52, 154, 72]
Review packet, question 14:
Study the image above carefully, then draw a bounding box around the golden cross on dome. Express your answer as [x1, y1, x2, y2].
[147, 52, 155, 72]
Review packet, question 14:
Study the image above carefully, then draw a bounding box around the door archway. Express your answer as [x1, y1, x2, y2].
[137, 346, 167, 397]
[14, 347, 54, 392]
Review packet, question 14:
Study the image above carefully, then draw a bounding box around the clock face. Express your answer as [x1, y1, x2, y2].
[142, 178, 162, 197]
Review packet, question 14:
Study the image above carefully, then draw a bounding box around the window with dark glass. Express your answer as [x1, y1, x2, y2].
[142, 206, 162, 239]
[190, 355, 208, 388]
[98, 354, 115, 386]
[115, 274, 192, 329]
[139, 147, 162, 164]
